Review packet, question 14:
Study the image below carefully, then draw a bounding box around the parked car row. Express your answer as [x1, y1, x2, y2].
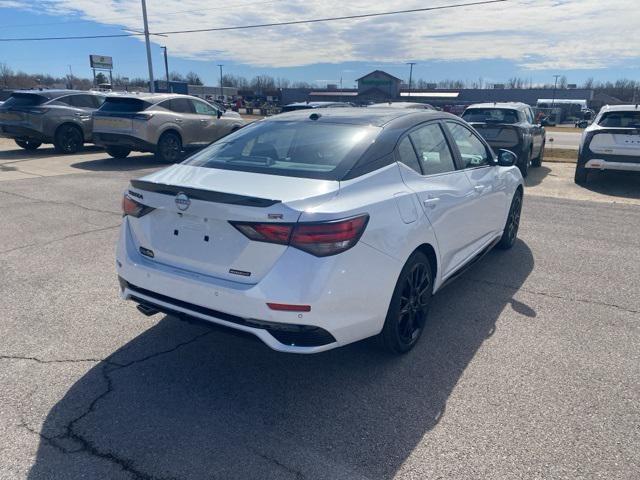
[0, 89, 245, 160]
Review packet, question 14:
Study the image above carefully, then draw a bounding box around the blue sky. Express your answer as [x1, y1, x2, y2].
[0, 0, 638, 87]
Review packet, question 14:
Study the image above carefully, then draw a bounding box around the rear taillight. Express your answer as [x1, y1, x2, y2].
[230, 214, 369, 257]
[122, 194, 154, 218]
[133, 113, 154, 121]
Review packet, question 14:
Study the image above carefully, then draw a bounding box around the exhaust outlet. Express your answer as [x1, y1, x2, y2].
[136, 303, 159, 317]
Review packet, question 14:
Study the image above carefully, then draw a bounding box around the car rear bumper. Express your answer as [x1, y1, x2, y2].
[585, 159, 640, 172]
[116, 218, 402, 353]
[0, 124, 49, 142]
[93, 132, 155, 152]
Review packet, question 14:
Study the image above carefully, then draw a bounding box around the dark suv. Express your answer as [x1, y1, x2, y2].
[0, 90, 105, 153]
[462, 102, 545, 177]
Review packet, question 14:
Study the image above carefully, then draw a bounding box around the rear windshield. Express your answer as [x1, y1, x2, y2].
[98, 97, 151, 113]
[462, 108, 520, 124]
[183, 120, 380, 180]
[598, 111, 640, 128]
[3, 93, 48, 108]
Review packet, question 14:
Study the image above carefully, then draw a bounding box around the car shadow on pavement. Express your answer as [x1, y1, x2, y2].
[579, 170, 640, 200]
[28, 241, 534, 480]
[70, 154, 164, 172]
[0, 145, 103, 160]
[524, 165, 552, 187]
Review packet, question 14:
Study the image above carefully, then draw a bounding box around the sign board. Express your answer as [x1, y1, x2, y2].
[90, 55, 113, 69]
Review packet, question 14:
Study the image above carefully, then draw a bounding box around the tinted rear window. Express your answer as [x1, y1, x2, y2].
[598, 111, 640, 128]
[3, 94, 47, 107]
[462, 108, 520, 124]
[99, 98, 151, 113]
[183, 120, 380, 180]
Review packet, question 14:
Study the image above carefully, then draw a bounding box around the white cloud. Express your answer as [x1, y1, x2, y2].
[4, 0, 640, 70]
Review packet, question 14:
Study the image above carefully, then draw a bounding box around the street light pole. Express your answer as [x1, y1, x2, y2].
[406, 62, 416, 97]
[161, 46, 170, 92]
[217, 64, 224, 100]
[551, 74, 560, 108]
[140, 0, 155, 92]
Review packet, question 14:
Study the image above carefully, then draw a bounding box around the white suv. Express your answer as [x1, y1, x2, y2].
[116, 108, 523, 354]
[576, 104, 640, 184]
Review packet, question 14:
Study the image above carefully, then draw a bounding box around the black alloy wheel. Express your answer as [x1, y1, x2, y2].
[497, 189, 522, 250]
[54, 125, 83, 154]
[156, 132, 183, 163]
[15, 139, 42, 150]
[381, 252, 433, 354]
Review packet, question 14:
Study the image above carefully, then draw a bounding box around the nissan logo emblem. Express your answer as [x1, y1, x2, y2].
[175, 192, 191, 211]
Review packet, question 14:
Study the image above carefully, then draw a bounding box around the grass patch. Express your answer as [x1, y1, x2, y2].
[545, 147, 578, 163]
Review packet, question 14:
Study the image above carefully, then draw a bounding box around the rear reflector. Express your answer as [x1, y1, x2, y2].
[230, 214, 369, 257]
[267, 303, 311, 312]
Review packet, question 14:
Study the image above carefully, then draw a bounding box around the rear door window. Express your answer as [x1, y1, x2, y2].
[445, 121, 492, 169]
[99, 98, 151, 113]
[396, 136, 421, 173]
[169, 98, 194, 114]
[409, 123, 456, 175]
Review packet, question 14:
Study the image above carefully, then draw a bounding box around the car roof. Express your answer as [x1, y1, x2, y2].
[284, 101, 349, 108]
[267, 107, 449, 127]
[466, 102, 528, 110]
[368, 102, 433, 109]
[599, 104, 640, 113]
[11, 89, 101, 99]
[105, 92, 198, 104]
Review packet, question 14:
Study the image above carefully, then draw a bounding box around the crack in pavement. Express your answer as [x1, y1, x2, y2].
[254, 451, 306, 480]
[473, 277, 640, 315]
[0, 187, 120, 217]
[18, 329, 214, 480]
[0, 355, 110, 365]
[0, 224, 120, 256]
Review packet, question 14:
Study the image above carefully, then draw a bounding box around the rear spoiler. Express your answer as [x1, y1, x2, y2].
[130, 180, 281, 207]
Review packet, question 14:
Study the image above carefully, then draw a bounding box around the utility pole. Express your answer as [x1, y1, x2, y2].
[551, 74, 560, 108]
[68, 65, 73, 89]
[161, 46, 170, 92]
[217, 64, 224, 100]
[141, 0, 154, 92]
[406, 62, 416, 97]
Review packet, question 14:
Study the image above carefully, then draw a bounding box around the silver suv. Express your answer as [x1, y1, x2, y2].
[92, 94, 246, 161]
[0, 90, 106, 153]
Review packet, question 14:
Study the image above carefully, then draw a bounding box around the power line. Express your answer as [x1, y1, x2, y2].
[0, 0, 508, 42]
[0, 0, 282, 30]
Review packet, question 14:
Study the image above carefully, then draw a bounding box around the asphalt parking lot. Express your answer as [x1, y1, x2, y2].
[1, 139, 639, 480]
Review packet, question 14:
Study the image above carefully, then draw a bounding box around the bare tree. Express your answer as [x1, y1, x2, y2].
[186, 71, 203, 85]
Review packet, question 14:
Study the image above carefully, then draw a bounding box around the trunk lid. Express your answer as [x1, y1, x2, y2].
[127, 164, 339, 284]
[93, 97, 152, 133]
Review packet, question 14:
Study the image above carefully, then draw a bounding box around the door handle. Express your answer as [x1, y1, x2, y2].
[474, 185, 486, 193]
[174, 119, 183, 123]
[423, 197, 440, 208]
[200, 119, 208, 124]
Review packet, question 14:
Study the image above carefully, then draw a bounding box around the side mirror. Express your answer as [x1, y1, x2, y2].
[540, 118, 549, 127]
[497, 149, 518, 167]
[217, 109, 222, 119]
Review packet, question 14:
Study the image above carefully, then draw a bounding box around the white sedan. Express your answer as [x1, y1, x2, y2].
[116, 108, 523, 354]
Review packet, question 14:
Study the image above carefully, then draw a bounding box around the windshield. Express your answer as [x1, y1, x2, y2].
[98, 97, 151, 113]
[2, 93, 48, 108]
[597, 111, 640, 128]
[183, 120, 380, 180]
[462, 108, 520, 124]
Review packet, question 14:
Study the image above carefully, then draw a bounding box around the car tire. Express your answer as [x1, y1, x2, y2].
[15, 139, 42, 150]
[518, 150, 530, 178]
[531, 142, 544, 167]
[105, 146, 131, 159]
[156, 131, 183, 163]
[54, 124, 84, 154]
[574, 165, 588, 185]
[496, 188, 522, 250]
[380, 251, 433, 354]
